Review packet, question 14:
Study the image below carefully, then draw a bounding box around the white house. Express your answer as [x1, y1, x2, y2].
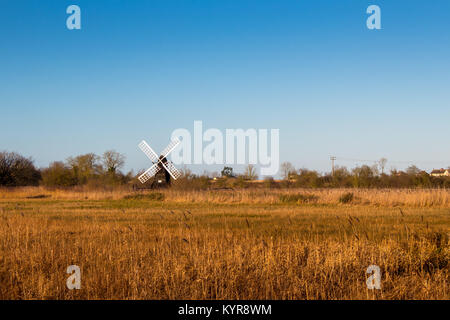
[430, 168, 450, 177]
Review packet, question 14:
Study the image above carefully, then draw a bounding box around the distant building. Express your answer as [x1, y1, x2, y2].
[430, 168, 450, 177]
[393, 171, 407, 177]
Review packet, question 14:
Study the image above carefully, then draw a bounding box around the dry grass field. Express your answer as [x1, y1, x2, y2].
[0, 187, 448, 299]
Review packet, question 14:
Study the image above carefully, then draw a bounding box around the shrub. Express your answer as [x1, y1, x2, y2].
[230, 176, 249, 189]
[279, 193, 319, 204]
[294, 169, 322, 188]
[26, 194, 51, 199]
[263, 177, 277, 189]
[173, 176, 210, 190]
[41, 161, 78, 187]
[213, 177, 229, 189]
[339, 192, 354, 204]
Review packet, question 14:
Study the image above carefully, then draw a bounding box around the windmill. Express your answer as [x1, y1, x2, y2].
[138, 138, 182, 185]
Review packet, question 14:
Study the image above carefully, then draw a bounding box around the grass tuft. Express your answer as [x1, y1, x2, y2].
[339, 192, 354, 204]
[279, 193, 319, 204]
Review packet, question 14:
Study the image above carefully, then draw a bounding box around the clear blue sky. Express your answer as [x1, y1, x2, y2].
[1, 0, 450, 175]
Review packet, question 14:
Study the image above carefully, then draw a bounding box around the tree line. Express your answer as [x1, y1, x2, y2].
[278, 162, 450, 189]
[0, 150, 132, 188]
[1, 151, 450, 189]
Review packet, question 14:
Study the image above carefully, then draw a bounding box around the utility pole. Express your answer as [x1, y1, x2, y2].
[330, 156, 336, 177]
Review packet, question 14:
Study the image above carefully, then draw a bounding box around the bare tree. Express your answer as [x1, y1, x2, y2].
[179, 166, 194, 179]
[406, 165, 420, 176]
[102, 150, 125, 175]
[280, 162, 295, 180]
[244, 164, 258, 180]
[378, 158, 388, 174]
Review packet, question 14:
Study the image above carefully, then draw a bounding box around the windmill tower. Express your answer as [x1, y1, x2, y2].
[138, 139, 182, 187]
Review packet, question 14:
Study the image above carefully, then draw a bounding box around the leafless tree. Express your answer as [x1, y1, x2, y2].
[102, 150, 125, 175]
[244, 164, 258, 180]
[378, 158, 388, 174]
[280, 162, 295, 180]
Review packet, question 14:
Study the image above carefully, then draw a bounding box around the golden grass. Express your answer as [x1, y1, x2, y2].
[164, 188, 450, 207]
[0, 187, 448, 299]
[3, 186, 450, 207]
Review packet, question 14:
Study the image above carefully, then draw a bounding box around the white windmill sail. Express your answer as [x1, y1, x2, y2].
[138, 163, 161, 183]
[138, 140, 159, 163]
[138, 138, 182, 184]
[160, 137, 180, 159]
[161, 161, 182, 180]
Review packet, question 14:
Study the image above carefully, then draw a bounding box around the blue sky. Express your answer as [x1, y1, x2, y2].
[1, 0, 450, 175]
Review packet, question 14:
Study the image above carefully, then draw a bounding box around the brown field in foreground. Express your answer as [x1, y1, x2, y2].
[0, 187, 448, 299]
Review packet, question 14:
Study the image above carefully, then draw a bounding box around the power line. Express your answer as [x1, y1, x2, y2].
[334, 157, 450, 165]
